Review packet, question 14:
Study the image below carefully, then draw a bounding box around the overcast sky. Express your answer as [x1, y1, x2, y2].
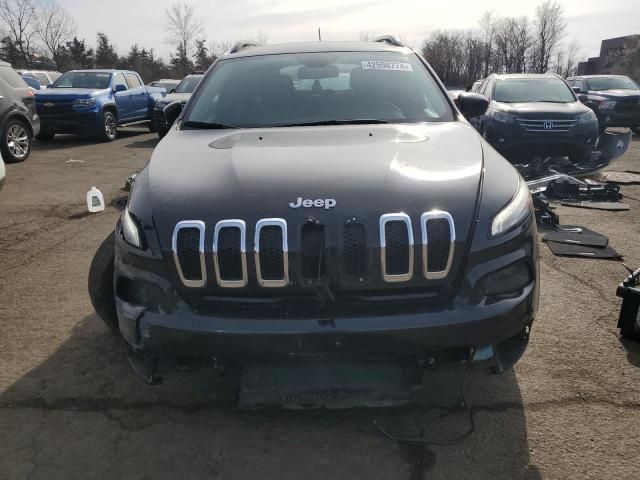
[60, 0, 640, 61]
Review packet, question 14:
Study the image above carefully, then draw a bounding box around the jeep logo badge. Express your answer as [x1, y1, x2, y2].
[544, 121, 554, 130]
[289, 197, 337, 210]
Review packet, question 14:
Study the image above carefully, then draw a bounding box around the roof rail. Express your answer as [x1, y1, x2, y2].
[373, 35, 404, 47]
[228, 41, 261, 54]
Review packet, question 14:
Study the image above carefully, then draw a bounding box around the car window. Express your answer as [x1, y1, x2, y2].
[494, 77, 575, 103]
[185, 51, 454, 127]
[52, 72, 113, 89]
[586, 76, 639, 91]
[49, 72, 61, 81]
[125, 73, 142, 89]
[0, 66, 28, 88]
[113, 73, 127, 90]
[35, 72, 49, 86]
[174, 75, 202, 93]
[574, 79, 584, 92]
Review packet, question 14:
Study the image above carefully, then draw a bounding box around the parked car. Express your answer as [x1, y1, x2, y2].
[20, 73, 41, 90]
[566, 75, 640, 134]
[470, 79, 484, 92]
[473, 73, 599, 164]
[0, 61, 39, 163]
[17, 70, 61, 88]
[152, 73, 204, 138]
[88, 38, 538, 384]
[35, 69, 166, 141]
[148, 79, 180, 91]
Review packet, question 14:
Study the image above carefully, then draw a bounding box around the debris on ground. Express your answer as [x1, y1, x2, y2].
[560, 200, 630, 211]
[542, 225, 622, 259]
[598, 171, 640, 185]
[123, 171, 138, 192]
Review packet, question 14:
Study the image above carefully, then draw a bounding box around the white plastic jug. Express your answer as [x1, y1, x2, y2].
[87, 186, 105, 213]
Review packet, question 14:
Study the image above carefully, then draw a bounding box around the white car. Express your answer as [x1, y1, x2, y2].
[16, 70, 62, 89]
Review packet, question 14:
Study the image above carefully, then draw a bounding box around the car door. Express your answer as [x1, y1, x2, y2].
[113, 73, 134, 121]
[124, 73, 145, 118]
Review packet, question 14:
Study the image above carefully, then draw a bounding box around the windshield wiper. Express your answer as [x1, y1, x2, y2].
[181, 120, 238, 129]
[273, 119, 390, 127]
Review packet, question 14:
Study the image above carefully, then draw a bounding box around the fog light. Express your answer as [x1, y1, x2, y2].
[482, 261, 532, 297]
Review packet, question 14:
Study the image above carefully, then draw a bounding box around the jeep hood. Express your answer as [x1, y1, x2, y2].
[147, 122, 485, 254]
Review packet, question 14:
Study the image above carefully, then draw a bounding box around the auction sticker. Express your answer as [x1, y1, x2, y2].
[361, 61, 413, 72]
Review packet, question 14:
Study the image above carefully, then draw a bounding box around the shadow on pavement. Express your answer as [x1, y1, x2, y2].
[0, 315, 538, 480]
[126, 137, 160, 149]
[32, 128, 150, 151]
[619, 337, 640, 367]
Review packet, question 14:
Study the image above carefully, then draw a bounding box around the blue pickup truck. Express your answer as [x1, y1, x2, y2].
[35, 70, 166, 141]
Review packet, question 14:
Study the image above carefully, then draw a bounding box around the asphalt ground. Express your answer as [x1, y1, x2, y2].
[0, 128, 639, 479]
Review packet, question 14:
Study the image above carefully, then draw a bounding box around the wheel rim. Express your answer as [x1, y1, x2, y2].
[105, 114, 116, 138]
[7, 124, 29, 159]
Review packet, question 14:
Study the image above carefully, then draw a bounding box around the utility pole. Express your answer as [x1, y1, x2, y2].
[318, 28, 322, 41]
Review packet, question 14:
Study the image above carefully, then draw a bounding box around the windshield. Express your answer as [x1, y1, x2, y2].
[184, 52, 453, 128]
[494, 77, 575, 103]
[587, 76, 639, 91]
[51, 72, 112, 89]
[175, 75, 203, 93]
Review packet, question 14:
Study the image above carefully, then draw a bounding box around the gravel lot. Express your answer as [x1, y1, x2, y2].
[1, 129, 639, 479]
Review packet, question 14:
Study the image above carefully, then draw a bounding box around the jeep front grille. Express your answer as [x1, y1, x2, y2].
[254, 218, 289, 287]
[171, 211, 455, 288]
[172, 221, 206, 288]
[380, 213, 414, 282]
[213, 220, 247, 288]
[421, 211, 455, 279]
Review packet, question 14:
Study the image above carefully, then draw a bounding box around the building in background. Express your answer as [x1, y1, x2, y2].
[577, 35, 640, 81]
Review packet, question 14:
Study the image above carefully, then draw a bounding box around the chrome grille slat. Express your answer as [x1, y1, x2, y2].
[172, 220, 206, 288]
[213, 219, 247, 288]
[254, 218, 289, 287]
[379, 213, 414, 283]
[421, 211, 455, 280]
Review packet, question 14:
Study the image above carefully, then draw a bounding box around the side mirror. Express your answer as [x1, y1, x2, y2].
[114, 84, 127, 93]
[457, 92, 489, 119]
[572, 86, 581, 93]
[163, 100, 183, 127]
[578, 94, 588, 103]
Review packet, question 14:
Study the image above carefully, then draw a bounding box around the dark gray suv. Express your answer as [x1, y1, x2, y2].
[0, 61, 40, 163]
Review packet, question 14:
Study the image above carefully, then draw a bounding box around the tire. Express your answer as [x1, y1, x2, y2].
[99, 110, 118, 142]
[1, 118, 31, 163]
[88, 232, 118, 330]
[35, 130, 55, 141]
[148, 120, 156, 133]
[158, 126, 169, 139]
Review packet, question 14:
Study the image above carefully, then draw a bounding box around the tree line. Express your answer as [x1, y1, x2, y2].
[0, 0, 580, 85]
[422, 1, 580, 87]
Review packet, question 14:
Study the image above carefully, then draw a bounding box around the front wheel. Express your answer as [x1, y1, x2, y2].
[2, 118, 31, 163]
[88, 232, 118, 330]
[99, 111, 118, 142]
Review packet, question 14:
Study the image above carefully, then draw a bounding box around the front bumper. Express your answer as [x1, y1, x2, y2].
[37, 108, 100, 132]
[113, 221, 538, 363]
[485, 121, 598, 158]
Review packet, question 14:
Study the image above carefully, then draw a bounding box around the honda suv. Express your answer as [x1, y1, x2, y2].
[89, 38, 538, 383]
[475, 74, 598, 164]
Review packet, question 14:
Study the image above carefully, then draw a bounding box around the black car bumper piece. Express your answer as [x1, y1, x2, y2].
[596, 111, 640, 129]
[113, 222, 538, 364]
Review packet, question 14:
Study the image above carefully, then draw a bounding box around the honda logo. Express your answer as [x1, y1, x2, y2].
[543, 121, 554, 130]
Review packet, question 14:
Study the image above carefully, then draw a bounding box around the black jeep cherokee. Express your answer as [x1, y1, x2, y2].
[89, 39, 538, 376]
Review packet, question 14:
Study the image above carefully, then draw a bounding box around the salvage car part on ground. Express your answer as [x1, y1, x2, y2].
[560, 200, 630, 211]
[616, 265, 640, 341]
[88, 38, 539, 396]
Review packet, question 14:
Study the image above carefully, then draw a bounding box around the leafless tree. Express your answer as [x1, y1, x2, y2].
[36, 0, 77, 68]
[531, 0, 566, 73]
[164, 1, 203, 57]
[253, 30, 269, 44]
[0, 0, 38, 66]
[478, 11, 496, 78]
[359, 31, 376, 42]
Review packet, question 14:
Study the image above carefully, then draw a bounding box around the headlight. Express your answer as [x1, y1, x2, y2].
[598, 100, 616, 110]
[74, 98, 96, 107]
[576, 110, 597, 124]
[493, 111, 515, 123]
[121, 207, 144, 248]
[490, 178, 533, 237]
